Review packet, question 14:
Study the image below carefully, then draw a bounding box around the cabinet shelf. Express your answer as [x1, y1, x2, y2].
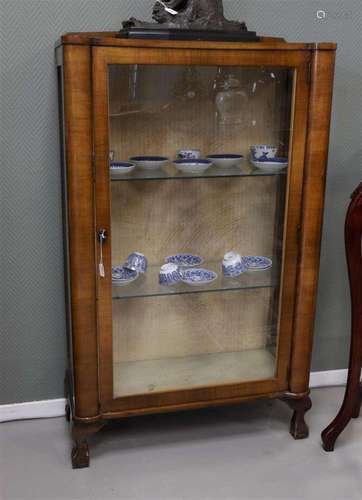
[112, 261, 276, 300]
[110, 163, 287, 182]
[113, 348, 276, 398]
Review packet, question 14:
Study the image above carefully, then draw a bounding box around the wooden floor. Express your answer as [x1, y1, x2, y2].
[113, 348, 275, 397]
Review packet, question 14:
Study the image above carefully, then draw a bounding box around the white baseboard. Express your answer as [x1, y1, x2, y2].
[309, 369, 348, 388]
[0, 369, 348, 423]
[0, 398, 66, 423]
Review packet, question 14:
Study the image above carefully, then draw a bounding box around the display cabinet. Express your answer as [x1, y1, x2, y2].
[56, 32, 336, 468]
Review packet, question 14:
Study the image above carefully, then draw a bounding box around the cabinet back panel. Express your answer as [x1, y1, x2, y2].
[111, 177, 279, 364]
[111, 176, 278, 265]
[112, 289, 273, 363]
[108, 65, 291, 160]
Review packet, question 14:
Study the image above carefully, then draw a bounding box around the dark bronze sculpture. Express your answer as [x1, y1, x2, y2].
[123, 0, 247, 32]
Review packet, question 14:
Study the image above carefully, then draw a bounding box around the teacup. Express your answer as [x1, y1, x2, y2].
[250, 145, 278, 160]
[222, 251, 246, 277]
[159, 263, 181, 285]
[177, 149, 202, 160]
[124, 252, 148, 273]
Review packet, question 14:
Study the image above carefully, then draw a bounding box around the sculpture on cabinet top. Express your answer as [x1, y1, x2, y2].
[123, 0, 247, 32]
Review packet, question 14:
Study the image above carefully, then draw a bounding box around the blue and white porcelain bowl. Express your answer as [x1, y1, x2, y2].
[181, 268, 218, 286]
[222, 251, 246, 277]
[124, 252, 148, 273]
[159, 263, 182, 285]
[250, 145, 278, 160]
[110, 161, 135, 178]
[166, 254, 204, 267]
[243, 256, 272, 271]
[112, 266, 139, 286]
[130, 156, 169, 171]
[177, 149, 202, 160]
[173, 159, 212, 175]
[207, 154, 244, 169]
[250, 157, 288, 172]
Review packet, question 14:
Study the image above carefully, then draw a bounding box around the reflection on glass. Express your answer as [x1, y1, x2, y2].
[108, 64, 293, 398]
[215, 73, 248, 125]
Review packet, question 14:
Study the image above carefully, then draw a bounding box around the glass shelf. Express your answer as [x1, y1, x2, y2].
[112, 260, 277, 300]
[110, 162, 287, 182]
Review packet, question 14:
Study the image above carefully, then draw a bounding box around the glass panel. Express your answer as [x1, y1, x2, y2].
[108, 64, 293, 398]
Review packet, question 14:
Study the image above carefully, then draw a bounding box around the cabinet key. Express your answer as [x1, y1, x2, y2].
[98, 229, 107, 278]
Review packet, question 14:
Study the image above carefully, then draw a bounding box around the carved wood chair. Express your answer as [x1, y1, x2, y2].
[321, 182, 362, 451]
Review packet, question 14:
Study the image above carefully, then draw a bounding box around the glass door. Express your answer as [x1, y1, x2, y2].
[94, 47, 310, 411]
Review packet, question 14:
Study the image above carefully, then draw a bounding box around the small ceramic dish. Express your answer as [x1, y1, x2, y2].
[166, 254, 204, 267]
[222, 251, 246, 277]
[124, 252, 148, 273]
[130, 156, 169, 171]
[242, 256, 272, 271]
[177, 149, 201, 160]
[159, 263, 182, 285]
[207, 154, 244, 168]
[112, 266, 139, 285]
[181, 268, 218, 286]
[250, 157, 288, 172]
[250, 145, 278, 160]
[110, 161, 135, 178]
[173, 159, 212, 174]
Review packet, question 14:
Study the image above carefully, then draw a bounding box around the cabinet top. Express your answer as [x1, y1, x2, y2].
[59, 32, 336, 51]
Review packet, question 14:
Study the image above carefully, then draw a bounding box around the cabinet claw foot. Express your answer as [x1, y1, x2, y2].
[71, 421, 104, 469]
[280, 394, 312, 439]
[72, 440, 89, 469]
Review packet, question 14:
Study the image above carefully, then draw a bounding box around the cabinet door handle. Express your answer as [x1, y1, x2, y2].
[98, 229, 107, 278]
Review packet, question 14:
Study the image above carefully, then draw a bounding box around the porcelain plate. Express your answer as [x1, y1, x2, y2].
[181, 268, 218, 286]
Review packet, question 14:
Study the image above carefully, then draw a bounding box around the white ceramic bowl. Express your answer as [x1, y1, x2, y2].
[250, 157, 288, 172]
[110, 161, 135, 178]
[250, 145, 278, 160]
[159, 263, 182, 285]
[223, 251, 242, 268]
[130, 156, 169, 171]
[173, 159, 212, 174]
[177, 149, 202, 160]
[222, 251, 246, 277]
[207, 154, 244, 168]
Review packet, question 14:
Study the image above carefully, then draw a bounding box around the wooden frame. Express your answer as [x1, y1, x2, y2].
[57, 34, 336, 467]
[93, 46, 309, 414]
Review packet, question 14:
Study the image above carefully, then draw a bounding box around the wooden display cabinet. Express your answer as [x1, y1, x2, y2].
[56, 32, 336, 468]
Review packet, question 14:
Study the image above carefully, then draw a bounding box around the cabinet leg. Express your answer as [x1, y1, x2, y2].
[65, 403, 71, 422]
[71, 421, 104, 469]
[64, 370, 72, 422]
[352, 382, 362, 419]
[72, 438, 89, 469]
[280, 394, 312, 439]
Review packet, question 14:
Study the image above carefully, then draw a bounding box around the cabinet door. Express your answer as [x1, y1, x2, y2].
[93, 46, 310, 415]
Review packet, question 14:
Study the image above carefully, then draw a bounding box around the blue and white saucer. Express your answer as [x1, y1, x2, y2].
[112, 266, 139, 285]
[166, 254, 204, 267]
[250, 157, 288, 172]
[180, 268, 218, 286]
[242, 256, 272, 271]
